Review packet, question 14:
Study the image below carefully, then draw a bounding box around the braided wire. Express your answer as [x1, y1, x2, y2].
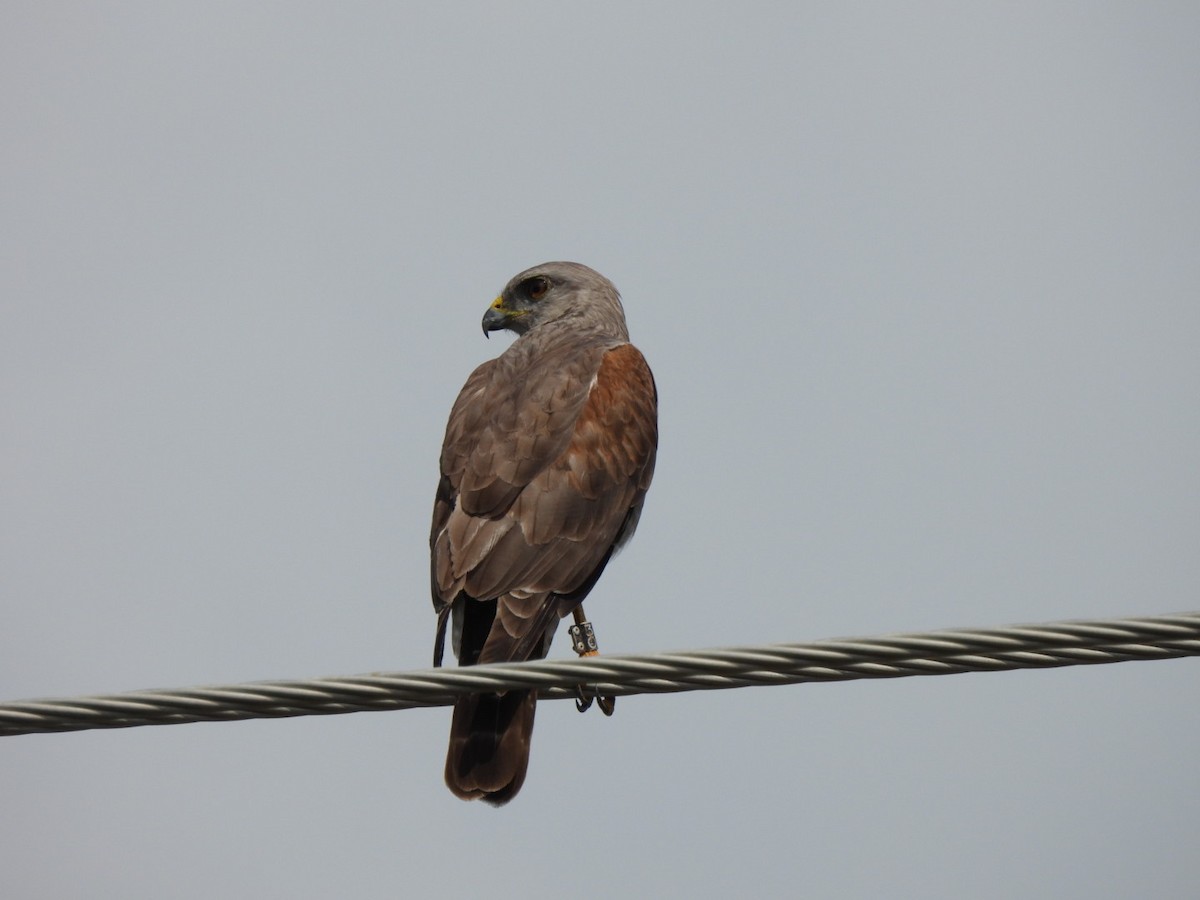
[2, 612, 1197, 737]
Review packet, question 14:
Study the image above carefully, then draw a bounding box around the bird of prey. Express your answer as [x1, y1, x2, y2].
[430, 261, 658, 806]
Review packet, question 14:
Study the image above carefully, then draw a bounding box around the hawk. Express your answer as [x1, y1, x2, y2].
[430, 261, 658, 805]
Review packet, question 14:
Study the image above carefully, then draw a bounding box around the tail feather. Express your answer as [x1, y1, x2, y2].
[443, 592, 565, 805]
[444, 689, 537, 807]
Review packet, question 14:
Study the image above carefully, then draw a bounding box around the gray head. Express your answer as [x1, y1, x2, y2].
[481, 261, 629, 341]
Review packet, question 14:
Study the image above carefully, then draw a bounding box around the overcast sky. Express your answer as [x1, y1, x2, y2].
[3, 3, 1198, 898]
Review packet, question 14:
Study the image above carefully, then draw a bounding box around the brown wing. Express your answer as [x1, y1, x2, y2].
[431, 341, 658, 664]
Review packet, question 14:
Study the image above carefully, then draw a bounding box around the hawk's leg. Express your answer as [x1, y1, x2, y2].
[569, 605, 616, 716]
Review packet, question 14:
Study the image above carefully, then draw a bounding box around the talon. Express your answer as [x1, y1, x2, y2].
[575, 684, 594, 713]
[569, 608, 614, 714]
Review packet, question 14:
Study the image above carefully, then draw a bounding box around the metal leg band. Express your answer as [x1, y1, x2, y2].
[568, 621, 599, 656]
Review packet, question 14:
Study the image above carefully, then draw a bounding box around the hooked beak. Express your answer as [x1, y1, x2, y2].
[481, 305, 508, 337]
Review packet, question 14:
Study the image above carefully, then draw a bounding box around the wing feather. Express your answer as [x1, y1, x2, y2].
[431, 341, 657, 667]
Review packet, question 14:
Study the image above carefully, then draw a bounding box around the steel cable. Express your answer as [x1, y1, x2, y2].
[2, 612, 1197, 737]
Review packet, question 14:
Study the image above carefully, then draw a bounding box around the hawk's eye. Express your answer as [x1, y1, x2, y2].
[527, 277, 550, 300]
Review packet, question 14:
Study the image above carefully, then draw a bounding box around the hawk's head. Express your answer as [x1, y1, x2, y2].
[481, 261, 628, 340]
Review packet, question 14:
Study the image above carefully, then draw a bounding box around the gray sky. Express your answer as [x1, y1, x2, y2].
[3, 3, 1198, 897]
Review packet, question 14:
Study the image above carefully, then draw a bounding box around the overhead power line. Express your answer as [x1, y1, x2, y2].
[2, 611, 1197, 738]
